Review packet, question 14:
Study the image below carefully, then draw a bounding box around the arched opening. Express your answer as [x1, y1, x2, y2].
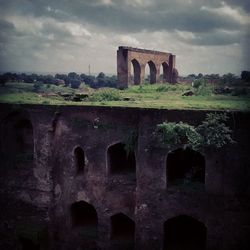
[131, 59, 141, 85]
[2, 114, 34, 162]
[164, 215, 207, 250]
[166, 147, 205, 189]
[74, 146, 85, 174]
[71, 201, 98, 232]
[145, 63, 150, 83]
[107, 143, 136, 175]
[111, 213, 135, 249]
[146, 60, 157, 84]
[162, 62, 169, 83]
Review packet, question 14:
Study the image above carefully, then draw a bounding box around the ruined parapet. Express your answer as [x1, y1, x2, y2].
[117, 46, 177, 89]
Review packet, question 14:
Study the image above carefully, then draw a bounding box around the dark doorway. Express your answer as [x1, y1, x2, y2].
[111, 213, 135, 250]
[131, 59, 141, 85]
[74, 147, 85, 174]
[71, 201, 98, 228]
[162, 62, 169, 83]
[2, 114, 34, 162]
[147, 61, 157, 84]
[108, 143, 136, 174]
[164, 215, 207, 250]
[167, 148, 205, 189]
[70, 201, 98, 248]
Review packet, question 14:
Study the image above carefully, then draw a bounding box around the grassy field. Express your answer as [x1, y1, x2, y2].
[0, 82, 250, 111]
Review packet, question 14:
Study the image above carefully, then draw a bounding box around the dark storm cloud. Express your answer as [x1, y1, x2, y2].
[0, 0, 247, 34]
[0, 0, 249, 73]
[226, 0, 250, 12]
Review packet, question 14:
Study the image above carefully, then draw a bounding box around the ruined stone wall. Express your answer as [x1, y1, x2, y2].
[117, 46, 177, 88]
[0, 104, 249, 250]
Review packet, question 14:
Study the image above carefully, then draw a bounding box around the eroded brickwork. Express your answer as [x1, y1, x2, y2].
[0, 104, 250, 250]
[117, 46, 178, 88]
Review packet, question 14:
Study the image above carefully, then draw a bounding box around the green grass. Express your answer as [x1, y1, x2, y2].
[0, 82, 250, 111]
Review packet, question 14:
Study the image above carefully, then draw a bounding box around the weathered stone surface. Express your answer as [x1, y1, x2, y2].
[0, 103, 249, 250]
[117, 46, 178, 88]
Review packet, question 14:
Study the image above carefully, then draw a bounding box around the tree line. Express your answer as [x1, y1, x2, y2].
[0, 72, 117, 89]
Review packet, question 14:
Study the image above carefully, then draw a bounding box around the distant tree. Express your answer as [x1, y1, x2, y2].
[222, 73, 236, 85]
[33, 82, 41, 92]
[0, 75, 8, 86]
[82, 75, 95, 86]
[70, 79, 81, 89]
[197, 73, 203, 78]
[55, 74, 68, 81]
[68, 72, 79, 79]
[241, 71, 250, 82]
[97, 72, 105, 79]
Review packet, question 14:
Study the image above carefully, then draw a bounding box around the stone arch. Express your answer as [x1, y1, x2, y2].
[166, 147, 205, 189]
[107, 142, 136, 174]
[161, 62, 169, 83]
[147, 60, 157, 84]
[117, 47, 177, 88]
[131, 59, 141, 85]
[74, 146, 85, 174]
[110, 213, 135, 249]
[1, 112, 34, 160]
[163, 215, 207, 250]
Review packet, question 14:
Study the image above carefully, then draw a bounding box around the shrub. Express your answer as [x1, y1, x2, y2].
[33, 82, 41, 92]
[88, 89, 122, 101]
[197, 113, 235, 148]
[154, 113, 235, 151]
[231, 88, 248, 96]
[154, 121, 202, 150]
[156, 85, 169, 92]
[193, 79, 213, 96]
[123, 130, 138, 155]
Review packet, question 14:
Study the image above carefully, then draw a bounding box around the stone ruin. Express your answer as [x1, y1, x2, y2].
[117, 46, 178, 88]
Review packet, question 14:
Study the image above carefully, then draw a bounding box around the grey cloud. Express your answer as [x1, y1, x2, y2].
[225, 0, 250, 12]
[177, 30, 244, 46]
[0, 0, 249, 73]
[0, 0, 247, 33]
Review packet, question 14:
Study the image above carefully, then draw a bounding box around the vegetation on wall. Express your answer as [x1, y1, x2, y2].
[154, 113, 235, 151]
[123, 130, 138, 155]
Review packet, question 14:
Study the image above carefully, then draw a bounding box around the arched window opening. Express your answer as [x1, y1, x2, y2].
[131, 59, 141, 85]
[147, 61, 157, 84]
[74, 147, 85, 174]
[164, 215, 207, 250]
[3, 115, 34, 161]
[111, 213, 135, 249]
[108, 143, 136, 174]
[162, 62, 169, 83]
[71, 201, 98, 228]
[167, 147, 205, 189]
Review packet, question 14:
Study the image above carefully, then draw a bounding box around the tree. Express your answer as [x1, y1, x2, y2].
[68, 72, 79, 79]
[222, 73, 236, 85]
[241, 71, 250, 82]
[0, 75, 8, 86]
[70, 79, 81, 89]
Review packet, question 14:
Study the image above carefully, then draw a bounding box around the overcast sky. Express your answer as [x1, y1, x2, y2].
[0, 0, 249, 76]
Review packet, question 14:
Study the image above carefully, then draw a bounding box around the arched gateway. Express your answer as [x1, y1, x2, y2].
[117, 46, 178, 88]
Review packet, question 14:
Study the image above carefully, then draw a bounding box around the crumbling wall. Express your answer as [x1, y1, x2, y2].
[117, 46, 178, 88]
[0, 104, 249, 250]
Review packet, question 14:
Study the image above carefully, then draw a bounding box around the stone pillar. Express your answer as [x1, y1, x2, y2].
[117, 47, 129, 89]
[140, 64, 145, 84]
[156, 65, 161, 84]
